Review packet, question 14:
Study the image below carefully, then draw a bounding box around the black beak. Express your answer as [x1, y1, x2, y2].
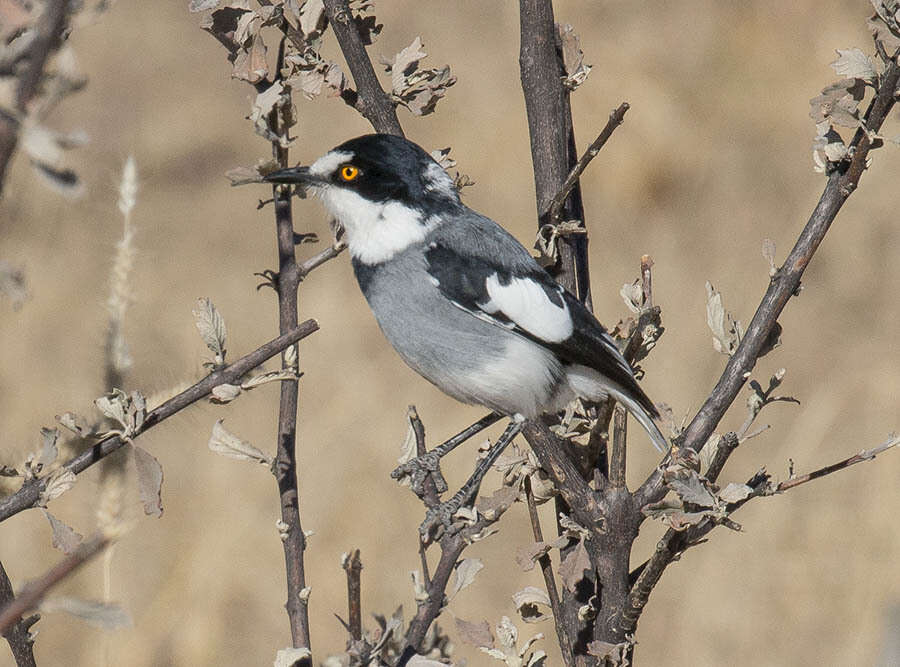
[263, 166, 316, 185]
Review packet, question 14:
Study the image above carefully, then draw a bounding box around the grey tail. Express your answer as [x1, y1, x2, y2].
[605, 384, 669, 453]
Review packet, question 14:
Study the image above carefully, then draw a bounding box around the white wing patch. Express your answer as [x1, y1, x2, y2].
[480, 274, 573, 343]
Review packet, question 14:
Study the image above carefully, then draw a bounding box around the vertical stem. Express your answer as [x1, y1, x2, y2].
[270, 85, 311, 653]
[0, 560, 37, 667]
[343, 550, 363, 641]
[609, 407, 627, 489]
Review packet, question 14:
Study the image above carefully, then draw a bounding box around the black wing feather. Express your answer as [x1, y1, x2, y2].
[424, 243, 657, 417]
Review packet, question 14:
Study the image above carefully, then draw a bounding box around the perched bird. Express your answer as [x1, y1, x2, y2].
[264, 134, 667, 457]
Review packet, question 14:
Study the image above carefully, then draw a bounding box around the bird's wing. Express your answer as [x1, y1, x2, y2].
[424, 241, 656, 415]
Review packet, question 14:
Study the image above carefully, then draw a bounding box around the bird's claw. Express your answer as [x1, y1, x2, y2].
[391, 452, 449, 496]
[254, 269, 279, 292]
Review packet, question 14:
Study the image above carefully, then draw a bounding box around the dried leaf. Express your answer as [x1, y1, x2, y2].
[557, 24, 592, 90]
[513, 586, 551, 623]
[450, 558, 483, 599]
[193, 297, 227, 364]
[830, 48, 877, 83]
[705, 281, 743, 356]
[515, 541, 551, 572]
[557, 540, 592, 593]
[410, 569, 429, 601]
[762, 238, 777, 276]
[496, 616, 518, 652]
[211, 383, 242, 403]
[475, 485, 518, 520]
[620, 279, 643, 314]
[56, 411, 91, 437]
[667, 471, 716, 508]
[809, 79, 866, 128]
[208, 419, 271, 465]
[381, 36, 455, 116]
[274, 647, 312, 667]
[39, 427, 59, 468]
[868, 14, 900, 54]
[40, 468, 76, 505]
[94, 389, 146, 438]
[42, 509, 83, 554]
[132, 445, 164, 517]
[455, 617, 494, 649]
[188, 0, 220, 11]
[248, 81, 293, 146]
[40, 596, 131, 629]
[719, 482, 753, 504]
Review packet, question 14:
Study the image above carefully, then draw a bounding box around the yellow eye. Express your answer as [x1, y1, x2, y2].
[340, 165, 359, 181]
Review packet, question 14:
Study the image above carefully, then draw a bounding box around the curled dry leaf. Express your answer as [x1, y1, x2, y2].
[211, 383, 242, 403]
[705, 281, 743, 356]
[809, 78, 866, 128]
[208, 419, 271, 465]
[512, 586, 552, 623]
[557, 23, 592, 90]
[381, 36, 456, 116]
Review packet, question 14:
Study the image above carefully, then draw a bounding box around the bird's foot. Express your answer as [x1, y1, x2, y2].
[391, 451, 449, 497]
[418, 491, 472, 543]
[254, 269, 279, 292]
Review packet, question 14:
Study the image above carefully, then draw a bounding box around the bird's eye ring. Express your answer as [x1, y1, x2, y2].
[340, 165, 359, 181]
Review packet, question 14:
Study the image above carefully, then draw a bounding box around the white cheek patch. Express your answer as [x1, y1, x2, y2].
[308, 150, 353, 178]
[481, 274, 573, 343]
[317, 186, 431, 265]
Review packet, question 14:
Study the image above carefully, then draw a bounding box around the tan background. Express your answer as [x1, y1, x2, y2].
[2, 1, 899, 665]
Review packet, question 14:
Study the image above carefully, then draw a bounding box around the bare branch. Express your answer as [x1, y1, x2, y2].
[547, 102, 630, 225]
[0, 560, 37, 667]
[0, 320, 319, 523]
[298, 243, 346, 281]
[0, 535, 109, 636]
[775, 434, 900, 492]
[342, 550, 363, 642]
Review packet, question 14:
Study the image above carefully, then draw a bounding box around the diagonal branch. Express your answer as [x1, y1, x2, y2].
[0, 320, 319, 523]
[0, 535, 109, 636]
[322, 0, 403, 136]
[635, 58, 900, 512]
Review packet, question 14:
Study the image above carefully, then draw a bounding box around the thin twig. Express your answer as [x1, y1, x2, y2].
[546, 102, 630, 224]
[634, 58, 900, 512]
[525, 477, 574, 667]
[0, 560, 37, 667]
[775, 435, 899, 492]
[342, 550, 363, 642]
[0, 320, 319, 523]
[298, 243, 346, 280]
[0, 535, 109, 636]
[322, 0, 404, 136]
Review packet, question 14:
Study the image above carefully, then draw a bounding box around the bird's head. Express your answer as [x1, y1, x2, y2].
[265, 134, 460, 264]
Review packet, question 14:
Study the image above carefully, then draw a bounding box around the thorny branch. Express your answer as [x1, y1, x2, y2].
[0, 320, 319, 523]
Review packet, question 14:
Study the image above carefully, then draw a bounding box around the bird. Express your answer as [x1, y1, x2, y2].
[264, 133, 667, 502]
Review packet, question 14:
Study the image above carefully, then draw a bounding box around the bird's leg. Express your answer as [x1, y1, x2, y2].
[391, 411, 502, 496]
[419, 417, 524, 541]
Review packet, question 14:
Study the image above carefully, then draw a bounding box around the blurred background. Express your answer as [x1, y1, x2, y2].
[1, 0, 899, 665]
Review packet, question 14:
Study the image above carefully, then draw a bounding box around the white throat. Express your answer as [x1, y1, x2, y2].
[316, 186, 435, 265]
